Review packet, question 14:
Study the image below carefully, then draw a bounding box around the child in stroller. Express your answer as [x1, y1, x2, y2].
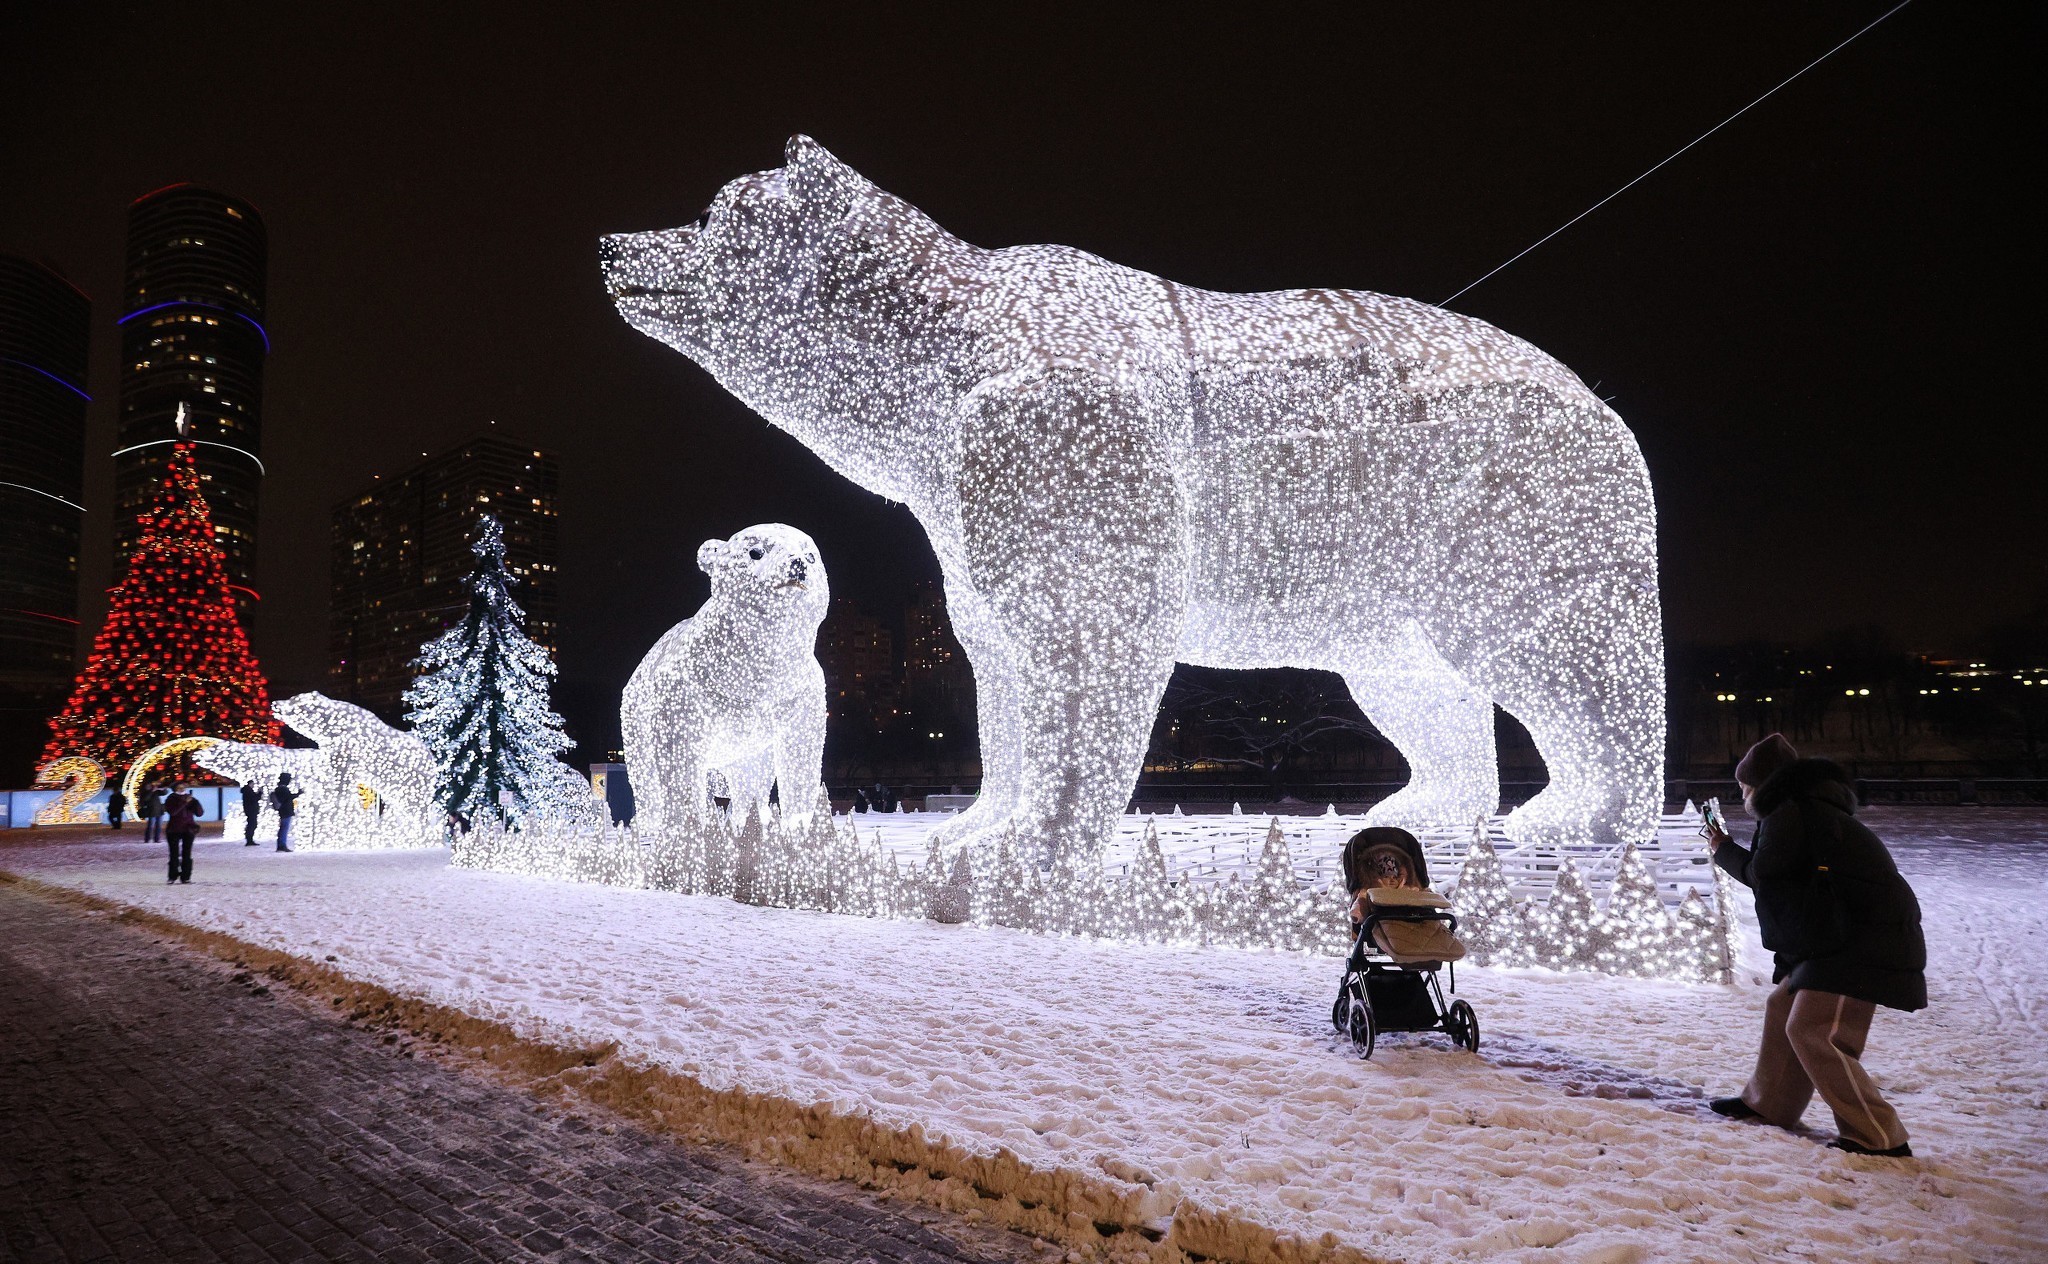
[1329, 827, 1480, 1058]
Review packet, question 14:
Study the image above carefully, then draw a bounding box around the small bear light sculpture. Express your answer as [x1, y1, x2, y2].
[198, 692, 443, 848]
[621, 524, 829, 828]
[602, 137, 1663, 862]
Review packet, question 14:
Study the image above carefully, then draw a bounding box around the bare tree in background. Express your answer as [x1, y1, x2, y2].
[1148, 666, 1384, 794]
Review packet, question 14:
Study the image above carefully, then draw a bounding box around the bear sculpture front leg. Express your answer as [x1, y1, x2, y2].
[959, 369, 1187, 867]
[929, 576, 1024, 849]
[770, 666, 828, 821]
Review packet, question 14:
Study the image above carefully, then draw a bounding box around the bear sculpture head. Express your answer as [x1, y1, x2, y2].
[601, 137, 970, 498]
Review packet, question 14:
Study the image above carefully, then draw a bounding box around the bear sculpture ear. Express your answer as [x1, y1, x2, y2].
[783, 134, 856, 218]
[696, 539, 729, 577]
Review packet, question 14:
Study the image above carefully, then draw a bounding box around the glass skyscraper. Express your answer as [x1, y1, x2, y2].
[329, 434, 562, 716]
[114, 184, 269, 618]
[0, 253, 92, 777]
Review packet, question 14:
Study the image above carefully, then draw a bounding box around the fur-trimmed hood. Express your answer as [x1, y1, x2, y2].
[1752, 757, 1856, 818]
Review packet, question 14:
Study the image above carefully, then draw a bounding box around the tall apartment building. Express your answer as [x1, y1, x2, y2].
[902, 580, 970, 709]
[817, 598, 897, 734]
[115, 185, 269, 618]
[0, 254, 92, 776]
[329, 434, 561, 715]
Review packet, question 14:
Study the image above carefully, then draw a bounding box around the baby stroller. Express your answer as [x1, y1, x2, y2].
[1328, 827, 1479, 1059]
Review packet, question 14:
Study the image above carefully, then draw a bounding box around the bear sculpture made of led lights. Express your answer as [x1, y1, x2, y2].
[197, 692, 441, 848]
[621, 524, 829, 828]
[602, 137, 1664, 862]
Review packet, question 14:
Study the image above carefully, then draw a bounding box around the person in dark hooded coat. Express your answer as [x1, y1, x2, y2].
[1704, 733, 1926, 1157]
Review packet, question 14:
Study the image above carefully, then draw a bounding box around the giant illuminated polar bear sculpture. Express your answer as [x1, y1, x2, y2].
[621, 524, 829, 828]
[602, 137, 1663, 859]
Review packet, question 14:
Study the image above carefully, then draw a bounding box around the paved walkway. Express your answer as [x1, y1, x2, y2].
[0, 881, 1045, 1263]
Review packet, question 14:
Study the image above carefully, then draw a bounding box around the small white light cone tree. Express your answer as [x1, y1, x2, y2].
[1120, 819, 1188, 943]
[1451, 820, 1533, 966]
[404, 516, 584, 828]
[1596, 843, 1681, 978]
[1537, 855, 1603, 970]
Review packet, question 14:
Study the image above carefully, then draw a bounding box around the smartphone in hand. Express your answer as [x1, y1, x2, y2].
[1700, 796, 1727, 840]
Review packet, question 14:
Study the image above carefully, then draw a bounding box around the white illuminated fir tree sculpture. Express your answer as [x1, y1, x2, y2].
[404, 516, 576, 824]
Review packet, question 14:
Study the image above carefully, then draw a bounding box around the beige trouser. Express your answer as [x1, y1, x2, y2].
[1741, 980, 1908, 1150]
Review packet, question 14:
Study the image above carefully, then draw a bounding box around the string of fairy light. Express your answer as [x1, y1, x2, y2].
[453, 805, 1736, 982]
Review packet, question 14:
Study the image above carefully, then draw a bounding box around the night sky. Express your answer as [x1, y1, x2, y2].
[3, 3, 2040, 753]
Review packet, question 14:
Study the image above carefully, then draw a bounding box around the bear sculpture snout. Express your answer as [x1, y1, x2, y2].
[599, 228, 698, 300]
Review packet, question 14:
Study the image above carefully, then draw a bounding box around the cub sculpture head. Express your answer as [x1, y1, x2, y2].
[697, 522, 829, 627]
[621, 524, 829, 831]
[603, 138, 1665, 864]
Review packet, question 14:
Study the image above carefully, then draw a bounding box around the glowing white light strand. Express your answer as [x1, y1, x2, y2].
[601, 136, 1665, 871]
[620, 524, 829, 830]
[452, 800, 1734, 980]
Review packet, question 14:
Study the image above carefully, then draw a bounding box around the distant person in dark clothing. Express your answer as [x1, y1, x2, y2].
[850, 787, 870, 814]
[1704, 733, 1926, 1158]
[269, 773, 301, 852]
[138, 782, 166, 845]
[106, 787, 128, 830]
[162, 783, 205, 884]
[239, 781, 263, 845]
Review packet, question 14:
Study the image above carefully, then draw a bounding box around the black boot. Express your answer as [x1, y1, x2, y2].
[1708, 1097, 1759, 1120]
[1828, 1137, 1912, 1158]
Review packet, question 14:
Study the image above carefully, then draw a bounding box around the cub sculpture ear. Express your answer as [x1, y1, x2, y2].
[783, 134, 856, 218]
[696, 539, 730, 577]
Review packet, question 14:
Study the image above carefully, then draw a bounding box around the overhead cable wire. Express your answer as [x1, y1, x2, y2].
[1441, 0, 1913, 307]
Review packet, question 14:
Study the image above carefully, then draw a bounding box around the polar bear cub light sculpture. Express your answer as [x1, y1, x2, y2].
[198, 692, 442, 848]
[602, 137, 1664, 860]
[621, 524, 829, 828]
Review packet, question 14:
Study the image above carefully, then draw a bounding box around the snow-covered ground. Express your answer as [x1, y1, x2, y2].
[7, 807, 2044, 1262]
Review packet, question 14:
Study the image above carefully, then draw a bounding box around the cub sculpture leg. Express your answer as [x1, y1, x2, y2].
[721, 750, 775, 822]
[1344, 621, 1499, 831]
[959, 369, 1188, 867]
[1431, 574, 1662, 848]
[770, 685, 827, 819]
[620, 675, 682, 829]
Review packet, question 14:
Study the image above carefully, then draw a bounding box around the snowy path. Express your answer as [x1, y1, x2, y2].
[7, 807, 2044, 1263]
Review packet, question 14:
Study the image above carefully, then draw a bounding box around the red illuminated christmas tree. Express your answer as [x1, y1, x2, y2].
[41, 413, 279, 776]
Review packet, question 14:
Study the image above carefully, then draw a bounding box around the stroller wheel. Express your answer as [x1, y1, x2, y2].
[1447, 999, 1480, 1053]
[1347, 999, 1376, 1060]
[1332, 985, 1351, 1035]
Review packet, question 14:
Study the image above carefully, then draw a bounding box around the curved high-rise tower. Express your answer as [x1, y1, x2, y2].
[0, 253, 92, 777]
[114, 184, 269, 620]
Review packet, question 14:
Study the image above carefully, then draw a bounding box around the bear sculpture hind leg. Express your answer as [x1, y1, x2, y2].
[1437, 578, 1662, 850]
[1344, 623, 1500, 832]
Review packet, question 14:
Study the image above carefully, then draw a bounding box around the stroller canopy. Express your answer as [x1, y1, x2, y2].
[1341, 826, 1432, 893]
